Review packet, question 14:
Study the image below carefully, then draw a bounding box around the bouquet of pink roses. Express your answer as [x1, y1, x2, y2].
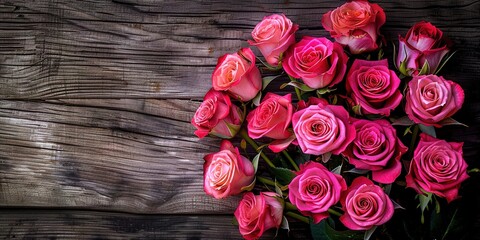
[192, 1, 472, 239]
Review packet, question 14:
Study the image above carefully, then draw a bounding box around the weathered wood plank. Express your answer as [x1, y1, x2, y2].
[0, 99, 244, 214]
[0, 0, 478, 99]
[0, 209, 309, 239]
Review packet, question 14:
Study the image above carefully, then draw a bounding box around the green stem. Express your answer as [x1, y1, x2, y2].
[285, 202, 297, 211]
[408, 124, 420, 159]
[282, 150, 299, 171]
[285, 211, 309, 224]
[256, 176, 275, 187]
[239, 128, 275, 168]
[294, 87, 302, 101]
[328, 208, 343, 217]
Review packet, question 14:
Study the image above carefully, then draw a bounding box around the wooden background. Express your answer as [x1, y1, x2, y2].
[0, 0, 479, 239]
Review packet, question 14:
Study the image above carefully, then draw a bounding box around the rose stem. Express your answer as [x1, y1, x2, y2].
[256, 176, 276, 187]
[285, 212, 309, 224]
[287, 202, 342, 218]
[327, 208, 342, 217]
[239, 128, 275, 168]
[294, 87, 302, 101]
[282, 150, 299, 171]
[408, 124, 420, 159]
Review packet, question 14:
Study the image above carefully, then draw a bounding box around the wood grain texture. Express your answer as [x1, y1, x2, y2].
[0, 99, 242, 214]
[0, 0, 478, 99]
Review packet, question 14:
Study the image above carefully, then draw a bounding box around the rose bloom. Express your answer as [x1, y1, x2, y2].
[203, 140, 255, 199]
[212, 48, 262, 101]
[405, 75, 464, 127]
[397, 21, 451, 76]
[248, 14, 299, 66]
[247, 93, 294, 153]
[283, 37, 348, 89]
[340, 177, 394, 230]
[292, 101, 356, 155]
[289, 161, 347, 223]
[322, 0, 386, 54]
[346, 59, 403, 116]
[192, 89, 243, 139]
[406, 133, 469, 203]
[234, 192, 284, 240]
[344, 119, 408, 184]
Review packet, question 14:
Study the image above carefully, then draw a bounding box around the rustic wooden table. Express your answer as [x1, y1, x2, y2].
[0, 0, 479, 239]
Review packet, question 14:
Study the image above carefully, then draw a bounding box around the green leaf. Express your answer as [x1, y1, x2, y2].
[383, 184, 392, 195]
[391, 116, 414, 126]
[345, 168, 370, 175]
[331, 163, 343, 175]
[419, 124, 436, 138]
[378, 48, 384, 60]
[435, 50, 457, 75]
[274, 180, 283, 196]
[442, 209, 461, 240]
[294, 152, 310, 166]
[364, 226, 377, 240]
[438, 117, 468, 127]
[317, 87, 337, 95]
[252, 151, 261, 174]
[352, 104, 362, 115]
[281, 216, 290, 231]
[418, 192, 433, 224]
[251, 91, 262, 107]
[262, 75, 282, 90]
[399, 60, 409, 76]
[272, 167, 296, 185]
[392, 41, 398, 70]
[240, 177, 256, 192]
[232, 216, 239, 226]
[240, 139, 247, 150]
[322, 152, 332, 163]
[392, 199, 405, 210]
[403, 126, 413, 136]
[285, 81, 316, 92]
[256, 57, 282, 71]
[310, 218, 364, 240]
[418, 60, 430, 75]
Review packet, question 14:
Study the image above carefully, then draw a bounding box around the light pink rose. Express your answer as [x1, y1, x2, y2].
[406, 133, 469, 203]
[340, 177, 394, 230]
[344, 119, 408, 184]
[397, 21, 451, 76]
[292, 102, 356, 155]
[248, 14, 299, 66]
[247, 93, 294, 153]
[192, 89, 243, 138]
[289, 161, 347, 223]
[321, 0, 386, 54]
[405, 75, 464, 127]
[282, 37, 348, 89]
[203, 140, 255, 199]
[346, 59, 403, 116]
[212, 48, 262, 101]
[234, 192, 284, 240]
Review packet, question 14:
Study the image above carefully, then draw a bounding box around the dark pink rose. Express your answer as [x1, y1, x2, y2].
[292, 102, 356, 155]
[344, 119, 408, 184]
[322, 0, 386, 54]
[397, 21, 451, 76]
[212, 48, 262, 101]
[248, 14, 299, 66]
[346, 59, 403, 116]
[289, 161, 347, 223]
[406, 133, 469, 202]
[203, 140, 255, 199]
[405, 75, 464, 127]
[192, 89, 243, 139]
[340, 177, 394, 230]
[234, 192, 284, 240]
[283, 37, 348, 89]
[247, 93, 294, 153]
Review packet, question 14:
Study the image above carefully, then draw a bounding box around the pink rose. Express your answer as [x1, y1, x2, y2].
[249, 14, 299, 66]
[203, 140, 255, 199]
[346, 59, 403, 116]
[340, 177, 394, 230]
[292, 102, 356, 155]
[283, 37, 348, 89]
[397, 21, 451, 76]
[212, 48, 262, 101]
[344, 119, 408, 184]
[192, 89, 243, 138]
[289, 161, 347, 223]
[321, 0, 386, 54]
[247, 93, 295, 153]
[406, 133, 469, 202]
[405, 75, 464, 127]
[234, 192, 284, 240]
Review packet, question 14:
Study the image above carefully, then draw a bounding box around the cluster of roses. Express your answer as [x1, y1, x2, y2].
[192, 1, 469, 239]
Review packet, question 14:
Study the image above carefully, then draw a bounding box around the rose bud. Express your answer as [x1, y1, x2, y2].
[212, 48, 262, 101]
[234, 192, 284, 240]
[397, 21, 451, 76]
[346, 59, 403, 116]
[340, 177, 394, 230]
[203, 140, 255, 199]
[344, 119, 408, 184]
[192, 89, 243, 139]
[405, 75, 464, 127]
[321, 0, 386, 54]
[248, 14, 299, 66]
[247, 93, 294, 153]
[289, 161, 347, 223]
[292, 101, 356, 156]
[283, 37, 348, 89]
[406, 133, 469, 203]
